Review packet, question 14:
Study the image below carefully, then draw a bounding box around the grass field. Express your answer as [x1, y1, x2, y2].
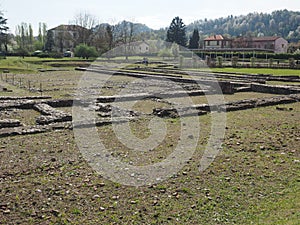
[0, 103, 299, 224]
[0, 58, 299, 224]
[211, 67, 300, 76]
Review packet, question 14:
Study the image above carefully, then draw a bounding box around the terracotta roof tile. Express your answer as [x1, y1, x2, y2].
[204, 35, 230, 41]
[252, 36, 280, 41]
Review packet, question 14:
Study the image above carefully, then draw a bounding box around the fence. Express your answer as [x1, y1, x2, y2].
[1, 72, 44, 95]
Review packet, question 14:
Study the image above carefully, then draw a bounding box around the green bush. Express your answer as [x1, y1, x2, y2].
[36, 52, 63, 58]
[250, 57, 256, 67]
[217, 56, 223, 67]
[75, 44, 98, 59]
[157, 48, 173, 58]
[231, 56, 239, 67]
[289, 58, 295, 68]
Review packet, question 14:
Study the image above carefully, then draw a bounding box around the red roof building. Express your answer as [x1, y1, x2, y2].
[204, 35, 232, 49]
[251, 36, 288, 53]
[203, 34, 288, 53]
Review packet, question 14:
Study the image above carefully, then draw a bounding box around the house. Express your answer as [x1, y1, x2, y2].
[251, 36, 288, 53]
[204, 35, 232, 49]
[203, 34, 288, 53]
[130, 41, 150, 54]
[48, 25, 90, 52]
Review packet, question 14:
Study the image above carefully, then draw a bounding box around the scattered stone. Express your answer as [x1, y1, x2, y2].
[153, 200, 158, 206]
[112, 195, 119, 200]
[3, 209, 10, 214]
[51, 209, 60, 217]
[99, 183, 105, 187]
[225, 177, 231, 182]
[93, 195, 100, 199]
[260, 146, 265, 150]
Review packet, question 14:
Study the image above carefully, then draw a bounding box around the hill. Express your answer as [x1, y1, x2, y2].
[187, 9, 300, 42]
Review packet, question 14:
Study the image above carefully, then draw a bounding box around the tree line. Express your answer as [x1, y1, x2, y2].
[1, 9, 300, 58]
[188, 9, 300, 42]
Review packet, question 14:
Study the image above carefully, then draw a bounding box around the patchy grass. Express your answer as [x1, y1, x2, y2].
[0, 57, 93, 74]
[0, 102, 299, 224]
[0, 57, 45, 73]
[210, 67, 300, 76]
[0, 66, 299, 224]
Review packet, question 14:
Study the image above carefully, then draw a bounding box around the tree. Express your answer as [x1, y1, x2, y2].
[37, 23, 47, 48]
[74, 44, 98, 59]
[106, 25, 113, 50]
[188, 29, 199, 49]
[90, 24, 114, 54]
[71, 12, 96, 45]
[15, 23, 35, 52]
[113, 20, 136, 59]
[0, 11, 9, 53]
[166, 17, 187, 47]
[45, 30, 54, 52]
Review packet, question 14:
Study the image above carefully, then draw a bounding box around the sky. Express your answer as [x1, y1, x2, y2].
[1, 0, 300, 35]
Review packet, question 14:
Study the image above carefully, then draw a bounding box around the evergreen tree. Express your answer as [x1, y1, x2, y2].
[166, 16, 187, 47]
[106, 25, 113, 50]
[45, 30, 54, 52]
[0, 11, 9, 52]
[188, 29, 199, 49]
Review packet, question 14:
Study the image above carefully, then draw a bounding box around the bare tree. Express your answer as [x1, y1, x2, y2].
[113, 20, 136, 59]
[71, 12, 97, 45]
[90, 24, 113, 54]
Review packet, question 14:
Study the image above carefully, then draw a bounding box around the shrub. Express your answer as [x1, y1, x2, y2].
[289, 58, 295, 68]
[157, 48, 173, 59]
[231, 56, 239, 67]
[217, 56, 223, 67]
[75, 44, 98, 59]
[250, 57, 256, 67]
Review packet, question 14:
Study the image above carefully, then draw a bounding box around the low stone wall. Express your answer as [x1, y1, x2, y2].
[251, 84, 300, 95]
[45, 99, 73, 108]
[0, 96, 51, 100]
[0, 100, 37, 110]
[34, 103, 72, 125]
[0, 98, 73, 111]
[153, 94, 300, 115]
[0, 123, 72, 138]
[96, 90, 211, 104]
[0, 119, 22, 128]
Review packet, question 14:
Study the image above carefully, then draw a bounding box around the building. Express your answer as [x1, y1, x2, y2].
[130, 41, 150, 54]
[251, 36, 288, 53]
[203, 34, 288, 53]
[204, 35, 232, 49]
[48, 25, 90, 52]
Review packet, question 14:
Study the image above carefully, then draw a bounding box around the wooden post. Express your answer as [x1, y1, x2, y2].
[40, 83, 42, 96]
[28, 80, 31, 91]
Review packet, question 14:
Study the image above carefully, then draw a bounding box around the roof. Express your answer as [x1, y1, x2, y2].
[252, 36, 281, 42]
[204, 35, 231, 41]
[49, 25, 88, 31]
[130, 41, 150, 47]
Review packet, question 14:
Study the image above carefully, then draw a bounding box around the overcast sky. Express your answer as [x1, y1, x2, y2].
[1, 0, 300, 35]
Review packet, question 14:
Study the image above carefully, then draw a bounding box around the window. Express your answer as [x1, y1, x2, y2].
[217, 41, 219, 45]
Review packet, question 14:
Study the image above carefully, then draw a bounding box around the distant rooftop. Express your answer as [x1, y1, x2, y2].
[204, 35, 231, 41]
[49, 24, 87, 31]
[252, 36, 281, 41]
